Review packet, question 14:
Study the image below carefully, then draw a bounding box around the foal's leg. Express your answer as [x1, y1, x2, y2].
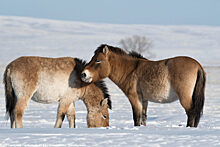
[14, 98, 29, 128]
[66, 103, 75, 128]
[141, 101, 148, 126]
[128, 94, 143, 126]
[54, 99, 72, 128]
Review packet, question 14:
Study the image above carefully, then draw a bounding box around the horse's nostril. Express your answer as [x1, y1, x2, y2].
[81, 73, 86, 79]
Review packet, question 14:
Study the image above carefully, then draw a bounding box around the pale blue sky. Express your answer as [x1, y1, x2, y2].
[0, 0, 219, 26]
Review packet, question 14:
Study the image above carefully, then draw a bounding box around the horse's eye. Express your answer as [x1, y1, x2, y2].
[102, 115, 107, 119]
[95, 60, 101, 64]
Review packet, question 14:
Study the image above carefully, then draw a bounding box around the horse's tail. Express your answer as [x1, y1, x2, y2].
[189, 68, 206, 127]
[3, 66, 16, 120]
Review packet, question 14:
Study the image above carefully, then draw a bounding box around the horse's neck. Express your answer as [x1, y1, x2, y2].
[108, 54, 138, 88]
[81, 85, 101, 112]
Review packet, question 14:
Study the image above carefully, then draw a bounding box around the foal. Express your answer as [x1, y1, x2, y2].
[4, 56, 111, 128]
[81, 44, 206, 127]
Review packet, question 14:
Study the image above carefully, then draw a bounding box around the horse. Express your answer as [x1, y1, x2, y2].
[81, 44, 206, 127]
[3, 56, 112, 128]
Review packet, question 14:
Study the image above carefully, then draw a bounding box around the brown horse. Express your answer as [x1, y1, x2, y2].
[81, 44, 206, 127]
[4, 56, 111, 128]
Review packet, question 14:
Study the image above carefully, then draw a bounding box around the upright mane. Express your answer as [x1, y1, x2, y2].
[128, 51, 146, 59]
[95, 44, 127, 56]
[74, 58, 87, 73]
[96, 44, 147, 60]
[74, 58, 112, 109]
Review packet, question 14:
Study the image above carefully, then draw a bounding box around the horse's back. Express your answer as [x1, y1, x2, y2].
[165, 56, 203, 74]
[6, 56, 80, 103]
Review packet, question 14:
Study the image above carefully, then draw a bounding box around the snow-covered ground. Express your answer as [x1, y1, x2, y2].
[0, 16, 220, 146]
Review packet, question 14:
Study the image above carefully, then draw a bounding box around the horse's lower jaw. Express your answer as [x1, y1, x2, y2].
[82, 77, 92, 83]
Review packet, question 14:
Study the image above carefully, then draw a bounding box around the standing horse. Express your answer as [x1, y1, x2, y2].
[81, 44, 206, 127]
[4, 56, 111, 128]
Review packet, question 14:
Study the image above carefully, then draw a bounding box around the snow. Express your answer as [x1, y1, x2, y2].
[0, 16, 220, 146]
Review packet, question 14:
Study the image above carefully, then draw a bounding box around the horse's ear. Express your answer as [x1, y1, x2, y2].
[100, 98, 108, 107]
[103, 46, 109, 55]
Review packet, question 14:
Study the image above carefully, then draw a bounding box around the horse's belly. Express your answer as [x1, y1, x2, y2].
[148, 90, 178, 103]
[31, 73, 80, 104]
[31, 84, 80, 104]
[31, 92, 60, 103]
[143, 83, 179, 103]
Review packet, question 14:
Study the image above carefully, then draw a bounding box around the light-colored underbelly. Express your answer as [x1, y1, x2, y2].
[31, 92, 60, 104]
[143, 82, 179, 103]
[31, 76, 80, 104]
[31, 88, 80, 104]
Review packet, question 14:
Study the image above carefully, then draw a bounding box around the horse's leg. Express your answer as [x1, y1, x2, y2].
[128, 94, 143, 126]
[54, 99, 72, 128]
[141, 100, 148, 126]
[54, 102, 66, 128]
[66, 103, 75, 128]
[10, 112, 15, 128]
[178, 95, 195, 127]
[14, 98, 29, 128]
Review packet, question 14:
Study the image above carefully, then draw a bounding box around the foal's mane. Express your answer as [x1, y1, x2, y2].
[94, 80, 112, 109]
[96, 44, 147, 60]
[74, 58, 112, 109]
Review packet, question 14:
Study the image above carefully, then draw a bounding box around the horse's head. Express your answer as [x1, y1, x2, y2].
[87, 98, 110, 128]
[83, 80, 111, 128]
[81, 45, 111, 83]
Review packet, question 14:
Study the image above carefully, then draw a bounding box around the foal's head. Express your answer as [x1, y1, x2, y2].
[81, 44, 120, 83]
[75, 58, 111, 127]
[85, 81, 111, 128]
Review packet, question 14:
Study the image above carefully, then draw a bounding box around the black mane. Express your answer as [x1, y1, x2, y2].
[128, 51, 146, 59]
[74, 58, 87, 73]
[95, 44, 127, 56]
[94, 80, 112, 109]
[96, 44, 146, 60]
[74, 58, 112, 109]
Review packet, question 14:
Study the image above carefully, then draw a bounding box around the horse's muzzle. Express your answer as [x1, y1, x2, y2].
[81, 73, 86, 79]
[81, 72, 92, 83]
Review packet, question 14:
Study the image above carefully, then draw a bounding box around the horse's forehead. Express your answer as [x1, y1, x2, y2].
[95, 51, 102, 56]
[91, 52, 101, 61]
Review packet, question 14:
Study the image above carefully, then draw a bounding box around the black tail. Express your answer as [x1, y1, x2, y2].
[187, 68, 206, 127]
[3, 66, 17, 121]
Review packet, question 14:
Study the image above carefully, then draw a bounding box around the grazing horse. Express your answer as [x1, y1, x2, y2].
[81, 44, 206, 127]
[4, 56, 111, 128]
